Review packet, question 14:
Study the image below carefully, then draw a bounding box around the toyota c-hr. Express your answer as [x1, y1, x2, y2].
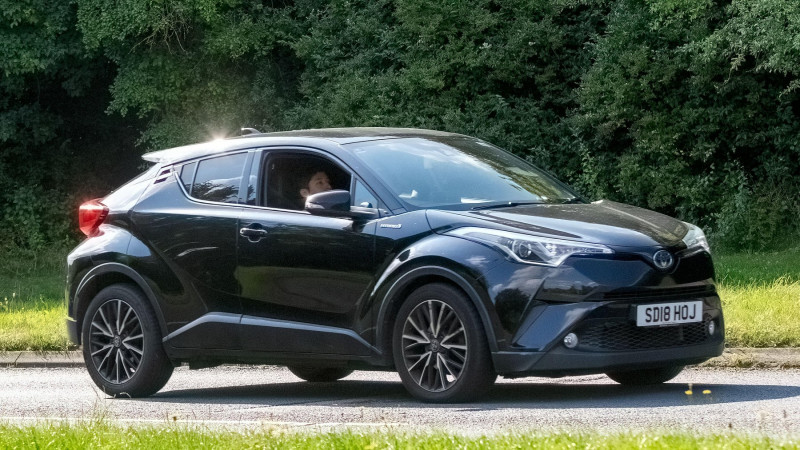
[66, 128, 724, 402]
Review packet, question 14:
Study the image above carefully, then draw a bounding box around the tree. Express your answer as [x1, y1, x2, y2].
[575, 0, 800, 250]
[2, 0, 797, 252]
[76, 0, 302, 149]
[1, 0, 93, 249]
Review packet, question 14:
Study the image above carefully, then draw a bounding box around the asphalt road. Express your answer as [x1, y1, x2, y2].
[1, 366, 799, 435]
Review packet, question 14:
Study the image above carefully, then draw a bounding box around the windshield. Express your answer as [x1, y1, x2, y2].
[348, 136, 579, 209]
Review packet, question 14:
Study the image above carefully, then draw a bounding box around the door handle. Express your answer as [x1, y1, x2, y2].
[240, 226, 269, 241]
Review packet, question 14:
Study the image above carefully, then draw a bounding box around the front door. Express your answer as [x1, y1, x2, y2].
[236, 151, 379, 354]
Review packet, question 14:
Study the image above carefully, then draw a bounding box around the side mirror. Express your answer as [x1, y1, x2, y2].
[305, 190, 378, 220]
[305, 190, 351, 215]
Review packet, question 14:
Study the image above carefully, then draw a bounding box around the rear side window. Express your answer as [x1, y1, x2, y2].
[180, 162, 196, 193]
[187, 153, 247, 203]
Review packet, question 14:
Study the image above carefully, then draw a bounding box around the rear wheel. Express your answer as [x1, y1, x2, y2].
[287, 366, 354, 382]
[605, 365, 684, 385]
[392, 283, 496, 403]
[81, 284, 173, 397]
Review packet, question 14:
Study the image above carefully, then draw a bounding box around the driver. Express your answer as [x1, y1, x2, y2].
[299, 169, 332, 202]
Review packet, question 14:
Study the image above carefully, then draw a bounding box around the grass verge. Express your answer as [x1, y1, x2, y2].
[715, 247, 800, 347]
[719, 279, 800, 347]
[0, 246, 73, 351]
[0, 424, 797, 449]
[0, 297, 72, 351]
[715, 247, 800, 287]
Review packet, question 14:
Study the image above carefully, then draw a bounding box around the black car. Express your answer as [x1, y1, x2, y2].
[66, 128, 724, 402]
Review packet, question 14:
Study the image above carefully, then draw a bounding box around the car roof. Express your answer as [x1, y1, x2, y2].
[141, 127, 462, 164]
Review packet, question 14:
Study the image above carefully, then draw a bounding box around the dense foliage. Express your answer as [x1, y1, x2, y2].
[2, 0, 799, 252]
[0, 0, 142, 254]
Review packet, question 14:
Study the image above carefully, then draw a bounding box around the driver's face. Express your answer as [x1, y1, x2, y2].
[306, 171, 332, 195]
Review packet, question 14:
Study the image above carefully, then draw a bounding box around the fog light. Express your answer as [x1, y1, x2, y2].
[563, 333, 579, 349]
[707, 320, 716, 336]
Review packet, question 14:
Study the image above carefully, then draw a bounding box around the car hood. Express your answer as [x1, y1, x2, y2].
[428, 200, 689, 248]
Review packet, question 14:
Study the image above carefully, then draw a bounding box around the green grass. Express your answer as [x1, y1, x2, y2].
[1, 247, 800, 350]
[715, 247, 800, 286]
[0, 246, 67, 301]
[0, 296, 72, 351]
[720, 279, 800, 347]
[0, 246, 72, 351]
[0, 424, 797, 449]
[715, 247, 800, 347]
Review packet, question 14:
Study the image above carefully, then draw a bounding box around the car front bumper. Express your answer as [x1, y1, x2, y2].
[493, 339, 724, 377]
[491, 295, 724, 377]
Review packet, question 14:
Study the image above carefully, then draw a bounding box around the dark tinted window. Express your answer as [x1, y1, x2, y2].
[191, 153, 247, 203]
[263, 154, 350, 210]
[180, 162, 197, 193]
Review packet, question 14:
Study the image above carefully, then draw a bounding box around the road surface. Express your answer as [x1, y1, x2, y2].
[1, 366, 798, 435]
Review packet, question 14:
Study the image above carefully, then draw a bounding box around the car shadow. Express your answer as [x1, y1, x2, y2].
[480, 381, 796, 409]
[147, 380, 406, 405]
[142, 379, 800, 409]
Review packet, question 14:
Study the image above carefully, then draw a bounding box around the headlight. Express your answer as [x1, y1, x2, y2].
[447, 227, 613, 266]
[682, 222, 710, 254]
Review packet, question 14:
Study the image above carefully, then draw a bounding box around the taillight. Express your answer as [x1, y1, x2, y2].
[78, 200, 109, 236]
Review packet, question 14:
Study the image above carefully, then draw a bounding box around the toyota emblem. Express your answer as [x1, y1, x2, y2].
[652, 250, 674, 270]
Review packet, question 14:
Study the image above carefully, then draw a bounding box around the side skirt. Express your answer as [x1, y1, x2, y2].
[162, 313, 385, 366]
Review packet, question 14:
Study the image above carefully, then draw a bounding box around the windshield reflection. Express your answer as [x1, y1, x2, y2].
[349, 136, 577, 209]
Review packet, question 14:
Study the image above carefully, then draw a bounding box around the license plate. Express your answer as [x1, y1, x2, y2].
[636, 301, 703, 327]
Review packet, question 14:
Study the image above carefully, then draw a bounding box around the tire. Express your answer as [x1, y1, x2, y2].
[287, 366, 354, 382]
[81, 284, 174, 397]
[605, 365, 685, 385]
[392, 283, 496, 403]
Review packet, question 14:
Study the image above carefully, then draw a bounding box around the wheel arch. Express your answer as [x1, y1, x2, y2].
[72, 262, 167, 345]
[375, 264, 500, 365]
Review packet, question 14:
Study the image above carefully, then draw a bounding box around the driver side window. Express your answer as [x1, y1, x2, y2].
[262, 154, 351, 211]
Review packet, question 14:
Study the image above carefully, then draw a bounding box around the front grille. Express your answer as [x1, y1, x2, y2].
[600, 285, 715, 302]
[575, 316, 712, 352]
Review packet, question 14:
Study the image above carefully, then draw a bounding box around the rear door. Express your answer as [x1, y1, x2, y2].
[132, 151, 252, 349]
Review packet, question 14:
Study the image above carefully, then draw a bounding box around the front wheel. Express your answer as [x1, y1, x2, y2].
[81, 284, 173, 397]
[393, 283, 496, 403]
[605, 365, 684, 385]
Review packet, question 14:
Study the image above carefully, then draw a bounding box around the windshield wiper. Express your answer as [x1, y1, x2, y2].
[471, 201, 543, 210]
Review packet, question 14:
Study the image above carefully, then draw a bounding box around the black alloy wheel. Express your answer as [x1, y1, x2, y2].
[89, 298, 143, 385]
[393, 283, 496, 403]
[82, 284, 173, 397]
[401, 299, 467, 391]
